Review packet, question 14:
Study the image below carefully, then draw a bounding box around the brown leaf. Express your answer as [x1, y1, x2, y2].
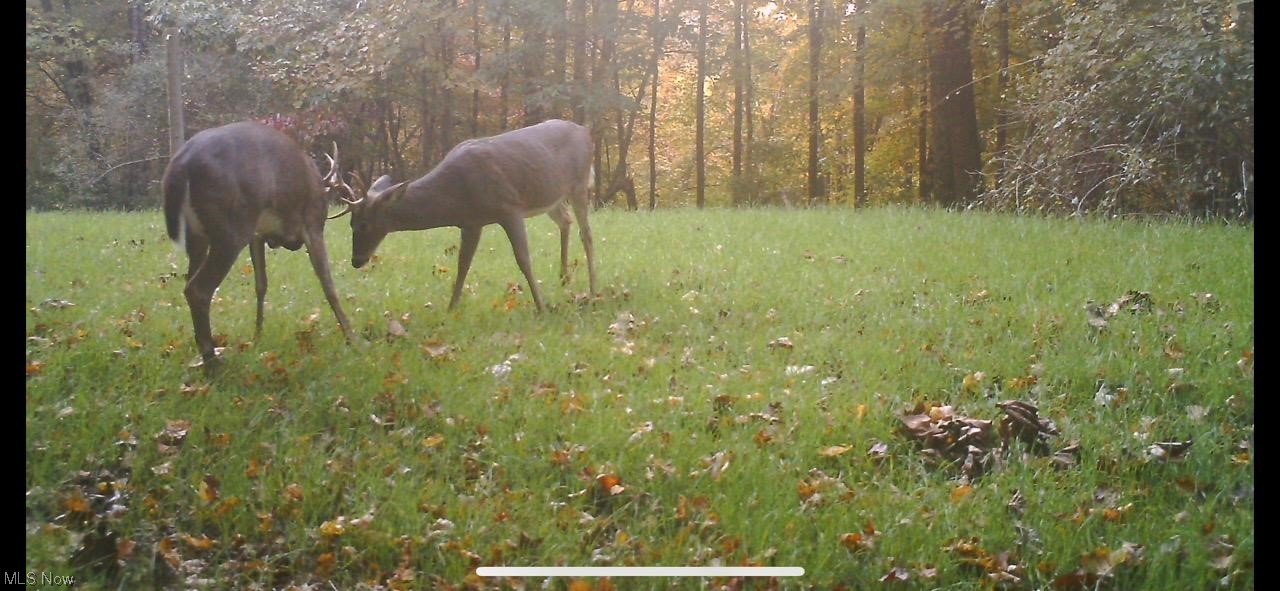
[879, 567, 911, 583]
[387, 318, 407, 339]
[199, 474, 221, 504]
[284, 482, 304, 502]
[156, 419, 191, 449]
[420, 339, 451, 359]
[839, 532, 873, 551]
[768, 336, 794, 349]
[180, 533, 217, 551]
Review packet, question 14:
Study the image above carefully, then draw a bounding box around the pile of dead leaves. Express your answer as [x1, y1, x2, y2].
[898, 400, 1074, 477]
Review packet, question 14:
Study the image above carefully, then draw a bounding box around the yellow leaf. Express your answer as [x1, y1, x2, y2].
[422, 434, 446, 448]
[181, 534, 217, 551]
[819, 445, 854, 458]
[951, 485, 975, 504]
[856, 404, 869, 420]
[320, 519, 346, 537]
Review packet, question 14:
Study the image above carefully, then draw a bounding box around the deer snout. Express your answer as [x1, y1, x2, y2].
[353, 257, 368, 269]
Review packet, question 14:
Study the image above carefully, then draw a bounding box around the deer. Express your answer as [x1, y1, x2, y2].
[161, 121, 355, 368]
[328, 119, 598, 312]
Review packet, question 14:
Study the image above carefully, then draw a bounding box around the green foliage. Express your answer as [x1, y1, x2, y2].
[983, 0, 1253, 217]
[27, 209, 1253, 587]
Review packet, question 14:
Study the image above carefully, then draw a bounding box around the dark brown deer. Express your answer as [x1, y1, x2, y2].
[329, 119, 597, 311]
[162, 121, 354, 367]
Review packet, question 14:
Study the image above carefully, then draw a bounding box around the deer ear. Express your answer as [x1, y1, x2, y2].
[367, 175, 408, 203]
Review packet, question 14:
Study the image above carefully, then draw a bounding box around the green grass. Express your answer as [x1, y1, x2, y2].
[26, 207, 1253, 589]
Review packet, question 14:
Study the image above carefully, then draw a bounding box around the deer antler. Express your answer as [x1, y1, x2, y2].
[324, 143, 366, 219]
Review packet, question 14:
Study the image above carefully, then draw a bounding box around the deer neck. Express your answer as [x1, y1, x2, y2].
[382, 172, 471, 232]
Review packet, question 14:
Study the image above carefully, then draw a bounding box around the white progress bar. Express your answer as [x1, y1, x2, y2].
[476, 567, 804, 577]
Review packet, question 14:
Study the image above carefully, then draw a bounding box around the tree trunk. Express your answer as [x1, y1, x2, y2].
[573, 0, 588, 124]
[695, 6, 706, 209]
[500, 3, 512, 128]
[648, 0, 661, 210]
[807, 0, 824, 204]
[853, 2, 867, 207]
[440, 2, 456, 154]
[743, 0, 754, 204]
[917, 44, 928, 203]
[165, 28, 185, 158]
[472, 0, 482, 137]
[523, 3, 548, 127]
[994, 0, 1009, 191]
[553, 0, 568, 118]
[129, 2, 148, 60]
[924, 0, 983, 206]
[732, 0, 744, 204]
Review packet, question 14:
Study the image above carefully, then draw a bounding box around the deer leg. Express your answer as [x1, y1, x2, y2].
[500, 219, 545, 312]
[184, 244, 241, 366]
[450, 226, 483, 311]
[301, 228, 355, 343]
[249, 237, 268, 339]
[569, 195, 598, 296]
[184, 232, 209, 281]
[549, 203, 573, 285]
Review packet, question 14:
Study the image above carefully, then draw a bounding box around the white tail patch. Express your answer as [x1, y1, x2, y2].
[175, 199, 203, 254]
[587, 165, 595, 188]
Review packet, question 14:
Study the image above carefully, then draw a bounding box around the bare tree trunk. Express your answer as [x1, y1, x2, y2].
[994, 0, 1009, 191]
[166, 28, 185, 158]
[129, 2, 148, 60]
[743, 0, 754, 204]
[440, 2, 456, 154]
[500, 3, 511, 129]
[924, 0, 982, 206]
[807, 0, 824, 204]
[648, 0, 661, 210]
[695, 6, 706, 209]
[917, 47, 928, 203]
[732, 0, 744, 204]
[573, 0, 588, 124]
[472, 0, 482, 137]
[553, 0, 568, 118]
[853, 2, 867, 207]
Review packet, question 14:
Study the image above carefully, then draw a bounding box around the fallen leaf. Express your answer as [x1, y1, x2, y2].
[180, 534, 217, 551]
[819, 445, 854, 458]
[420, 339, 451, 359]
[879, 567, 911, 583]
[199, 474, 220, 504]
[388, 319, 407, 339]
[951, 484, 975, 503]
[768, 336, 794, 349]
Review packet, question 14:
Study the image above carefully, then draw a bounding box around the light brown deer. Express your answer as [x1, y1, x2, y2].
[329, 119, 598, 311]
[162, 121, 354, 367]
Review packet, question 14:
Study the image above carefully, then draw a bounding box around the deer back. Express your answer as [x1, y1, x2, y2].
[164, 122, 326, 248]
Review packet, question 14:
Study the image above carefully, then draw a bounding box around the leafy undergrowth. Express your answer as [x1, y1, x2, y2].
[26, 207, 1252, 589]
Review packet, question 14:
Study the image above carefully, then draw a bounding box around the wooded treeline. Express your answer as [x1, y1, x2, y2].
[27, 0, 1253, 217]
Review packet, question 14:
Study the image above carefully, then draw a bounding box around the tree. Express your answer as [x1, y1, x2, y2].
[807, 0, 824, 204]
[924, 0, 982, 206]
[695, 4, 706, 209]
[851, 0, 867, 207]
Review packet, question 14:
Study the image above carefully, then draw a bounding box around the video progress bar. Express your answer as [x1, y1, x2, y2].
[476, 567, 805, 577]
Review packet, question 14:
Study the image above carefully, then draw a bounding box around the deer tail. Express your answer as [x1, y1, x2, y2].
[162, 159, 188, 250]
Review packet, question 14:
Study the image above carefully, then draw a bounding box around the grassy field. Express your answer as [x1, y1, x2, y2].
[26, 207, 1252, 589]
